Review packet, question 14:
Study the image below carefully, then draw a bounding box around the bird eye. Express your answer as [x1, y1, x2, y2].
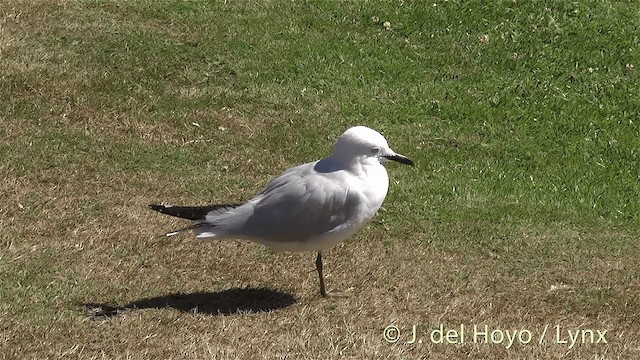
[371, 147, 379, 154]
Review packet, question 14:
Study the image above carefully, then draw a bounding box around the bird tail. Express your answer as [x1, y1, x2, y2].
[163, 223, 205, 237]
[148, 203, 241, 237]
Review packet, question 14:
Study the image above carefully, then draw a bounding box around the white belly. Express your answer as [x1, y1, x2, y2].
[254, 221, 362, 252]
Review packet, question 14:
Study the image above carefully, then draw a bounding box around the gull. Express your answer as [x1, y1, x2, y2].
[149, 126, 414, 297]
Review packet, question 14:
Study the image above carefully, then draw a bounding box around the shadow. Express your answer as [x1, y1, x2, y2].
[83, 287, 297, 318]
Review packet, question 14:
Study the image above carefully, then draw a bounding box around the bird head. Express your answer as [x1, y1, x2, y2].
[331, 126, 414, 167]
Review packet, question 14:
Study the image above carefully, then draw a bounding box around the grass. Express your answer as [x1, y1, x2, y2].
[1, 0, 639, 358]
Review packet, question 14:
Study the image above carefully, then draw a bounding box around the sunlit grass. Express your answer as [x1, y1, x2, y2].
[1, 0, 639, 358]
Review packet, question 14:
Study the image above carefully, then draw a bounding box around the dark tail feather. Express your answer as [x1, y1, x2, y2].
[149, 204, 241, 221]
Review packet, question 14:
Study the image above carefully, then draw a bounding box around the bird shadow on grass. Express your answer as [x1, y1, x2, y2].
[83, 287, 297, 318]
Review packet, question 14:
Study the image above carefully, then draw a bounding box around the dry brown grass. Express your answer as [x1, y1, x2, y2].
[3, 153, 639, 359]
[2, 1, 640, 359]
[3, 200, 639, 359]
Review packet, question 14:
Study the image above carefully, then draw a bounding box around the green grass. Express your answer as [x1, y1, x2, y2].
[1, 0, 639, 358]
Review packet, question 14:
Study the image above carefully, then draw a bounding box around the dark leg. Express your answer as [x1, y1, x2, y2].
[316, 251, 327, 297]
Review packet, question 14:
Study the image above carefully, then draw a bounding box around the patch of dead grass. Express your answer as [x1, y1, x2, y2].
[4, 183, 638, 358]
[2, 1, 639, 358]
[5, 145, 637, 358]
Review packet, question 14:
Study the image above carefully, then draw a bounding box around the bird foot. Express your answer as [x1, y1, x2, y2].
[321, 287, 353, 298]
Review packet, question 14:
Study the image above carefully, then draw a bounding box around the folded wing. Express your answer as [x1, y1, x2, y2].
[196, 162, 364, 244]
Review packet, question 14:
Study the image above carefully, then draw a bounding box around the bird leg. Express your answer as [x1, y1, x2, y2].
[316, 251, 349, 297]
[316, 251, 327, 297]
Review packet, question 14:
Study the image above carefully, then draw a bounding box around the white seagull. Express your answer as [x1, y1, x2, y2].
[150, 126, 414, 297]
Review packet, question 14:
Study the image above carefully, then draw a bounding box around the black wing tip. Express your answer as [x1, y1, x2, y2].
[148, 203, 184, 218]
[148, 203, 242, 221]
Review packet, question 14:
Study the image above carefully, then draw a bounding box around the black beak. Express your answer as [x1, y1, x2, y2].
[384, 154, 414, 166]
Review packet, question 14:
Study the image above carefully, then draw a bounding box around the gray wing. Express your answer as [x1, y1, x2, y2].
[201, 161, 364, 242]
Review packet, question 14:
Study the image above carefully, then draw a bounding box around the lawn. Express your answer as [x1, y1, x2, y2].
[1, 0, 639, 358]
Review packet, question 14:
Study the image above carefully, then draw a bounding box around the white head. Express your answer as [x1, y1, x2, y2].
[331, 126, 414, 167]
